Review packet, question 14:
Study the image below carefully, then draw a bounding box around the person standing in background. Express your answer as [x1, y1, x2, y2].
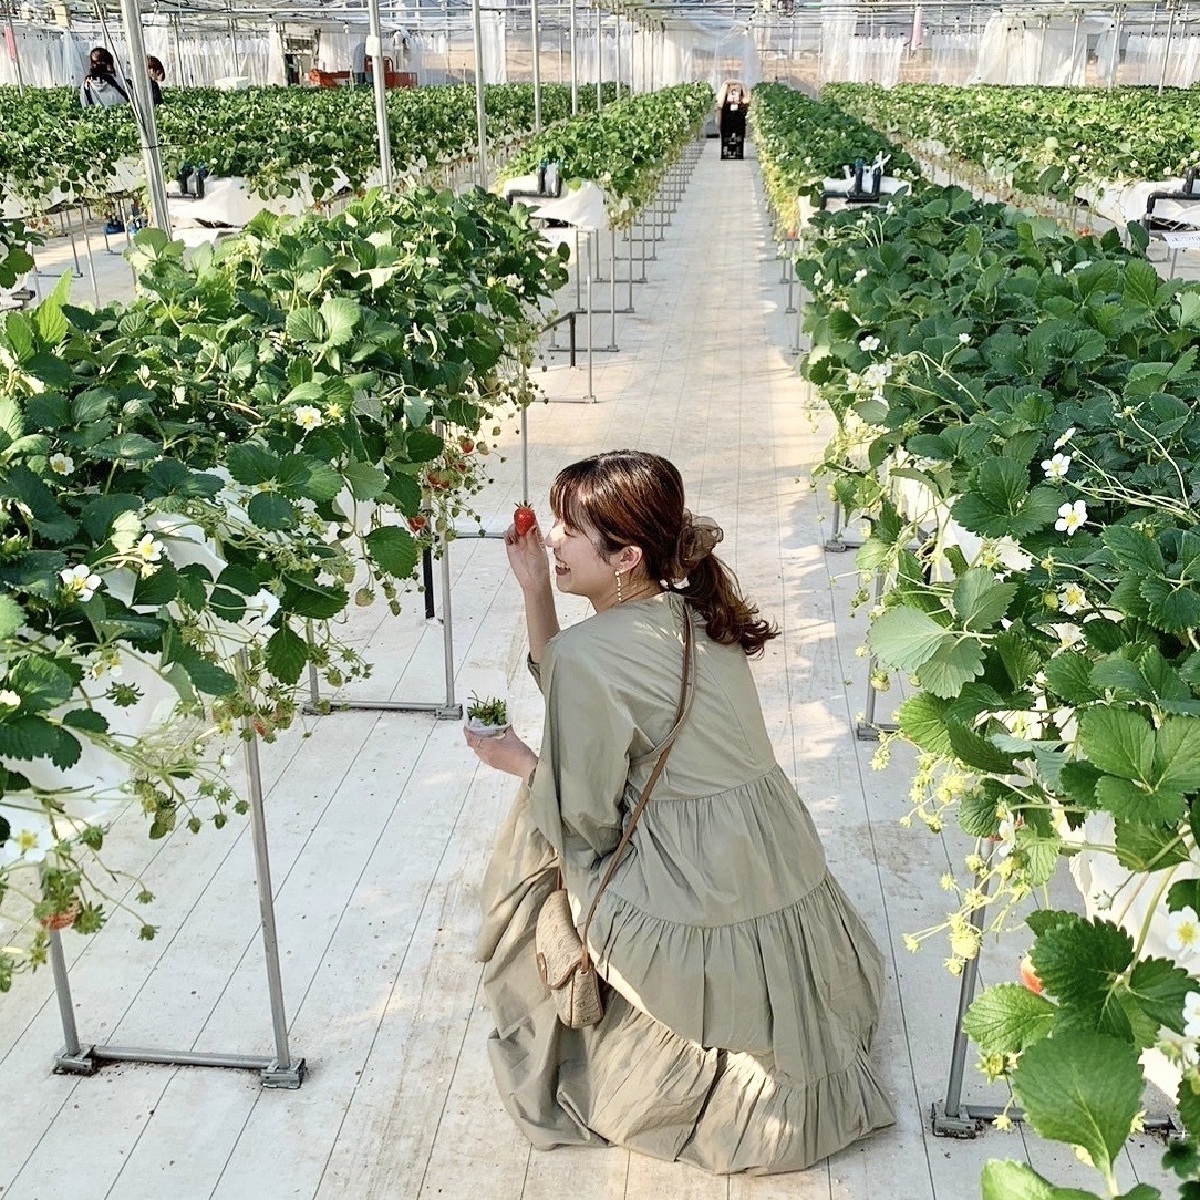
[146, 55, 166, 104]
[80, 46, 128, 108]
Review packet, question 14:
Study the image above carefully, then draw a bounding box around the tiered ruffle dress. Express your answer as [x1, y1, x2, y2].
[476, 592, 895, 1174]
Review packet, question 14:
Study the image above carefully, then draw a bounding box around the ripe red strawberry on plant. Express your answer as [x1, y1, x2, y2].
[514, 505, 537, 536]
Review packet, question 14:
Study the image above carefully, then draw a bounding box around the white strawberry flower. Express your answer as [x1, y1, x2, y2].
[135, 533, 164, 564]
[49, 452, 75, 476]
[0, 689, 19, 709]
[853, 267, 869, 283]
[845, 371, 862, 392]
[1185, 992, 1200, 1038]
[60, 563, 102, 602]
[1054, 500, 1088, 536]
[859, 335, 881, 353]
[294, 405, 324, 431]
[995, 808, 1018, 859]
[1042, 452, 1072, 481]
[1053, 426, 1077, 450]
[1059, 582, 1087, 614]
[1167, 908, 1200, 962]
[958, 332, 971, 345]
[863, 361, 893, 389]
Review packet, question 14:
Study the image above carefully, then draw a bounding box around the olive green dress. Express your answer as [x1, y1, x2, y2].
[476, 592, 895, 1174]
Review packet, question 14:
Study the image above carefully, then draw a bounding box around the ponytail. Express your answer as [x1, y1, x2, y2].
[677, 555, 777, 657]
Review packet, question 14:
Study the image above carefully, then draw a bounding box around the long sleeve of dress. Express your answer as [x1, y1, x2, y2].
[528, 634, 635, 864]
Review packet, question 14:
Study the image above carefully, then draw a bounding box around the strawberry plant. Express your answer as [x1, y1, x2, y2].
[0, 82, 604, 212]
[750, 83, 918, 234]
[501, 83, 713, 224]
[0, 184, 565, 989]
[828, 83, 1200, 207]
[794, 151, 1200, 1194]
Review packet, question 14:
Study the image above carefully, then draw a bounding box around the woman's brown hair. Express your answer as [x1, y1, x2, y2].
[550, 450, 778, 656]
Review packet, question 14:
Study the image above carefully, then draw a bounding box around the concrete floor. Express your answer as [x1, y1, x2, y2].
[0, 139, 1181, 1200]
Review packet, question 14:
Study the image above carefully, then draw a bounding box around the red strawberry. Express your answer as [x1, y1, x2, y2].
[407, 513, 428, 533]
[514, 505, 537, 536]
[1019, 955, 1044, 994]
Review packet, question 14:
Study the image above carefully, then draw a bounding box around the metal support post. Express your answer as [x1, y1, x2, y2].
[930, 866, 996, 1137]
[531, 0, 543, 131]
[48, 665, 306, 1087]
[118, 0, 172, 236]
[368, 0, 395, 189]
[596, 3, 603, 110]
[1107, 5, 1123, 92]
[1158, 2, 1178, 93]
[74, 206, 101, 309]
[607, 227, 618, 349]
[574, 228, 582, 311]
[470, 0, 488, 187]
[627, 226, 635, 306]
[785, 248, 796, 314]
[240, 658, 307, 1089]
[856, 572, 899, 740]
[569, 0, 579, 113]
[585, 232, 596, 401]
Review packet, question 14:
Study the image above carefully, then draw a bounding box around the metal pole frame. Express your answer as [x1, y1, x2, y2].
[531, 0, 543, 131]
[471, 0, 488, 187]
[117, 0, 173, 237]
[1157, 0, 1178, 93]
[50, 651, 305, 1089]
[569, 0, 579, 113]
[5, 6, 25, 94]
[596, 2, 603, 109]
[367, 0, 395, 189]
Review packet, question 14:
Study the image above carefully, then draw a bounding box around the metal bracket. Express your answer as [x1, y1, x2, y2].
[52, 1045, 99, 1076]
[261, 1057, 308, 1089]
[929, 1101, 987, 1138]
[855, 719, 899, 741]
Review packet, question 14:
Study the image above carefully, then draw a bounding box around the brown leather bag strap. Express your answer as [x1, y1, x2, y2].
[578, 610, 696, 970]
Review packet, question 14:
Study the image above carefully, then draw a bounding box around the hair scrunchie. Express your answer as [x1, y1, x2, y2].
[672, 509, 723, 579]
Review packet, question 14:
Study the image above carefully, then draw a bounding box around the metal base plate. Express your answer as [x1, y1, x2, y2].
[855, 720, 900, 742]
[262, 1056, 307, 1089]
[930, 1101, 985, 1138]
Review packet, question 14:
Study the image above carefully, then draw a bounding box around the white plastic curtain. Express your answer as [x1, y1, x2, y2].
[481, 6, 506, 83]
[1123, 33, 1200, 86]
[968, 14, 1090, 85]
[928, 30, 978, 84]
[0, 20, 279, 88]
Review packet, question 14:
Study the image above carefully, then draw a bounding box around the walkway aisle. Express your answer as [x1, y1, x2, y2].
[0, 139, 1175, 1200]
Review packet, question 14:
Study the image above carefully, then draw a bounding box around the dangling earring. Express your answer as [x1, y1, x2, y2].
[615, 570, 624, 605]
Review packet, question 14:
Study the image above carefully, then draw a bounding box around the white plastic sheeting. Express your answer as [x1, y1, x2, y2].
[927, 31, 979, 83]
[481, 10, 507, 83]
[968, 14, 1091, 86]
[1122, 32, 1200, 86]
[0, 20, 280, 88]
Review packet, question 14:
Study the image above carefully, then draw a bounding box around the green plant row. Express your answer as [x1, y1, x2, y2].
[749, 82, 920, 235]
[827, 83, 1200, 203]
[0, 199, 37, 289]
[0, 185, 566, 987]
[797, 182, 1200, 1198]
[501, 83, 713, 220]
[0, 82, 614, 210]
